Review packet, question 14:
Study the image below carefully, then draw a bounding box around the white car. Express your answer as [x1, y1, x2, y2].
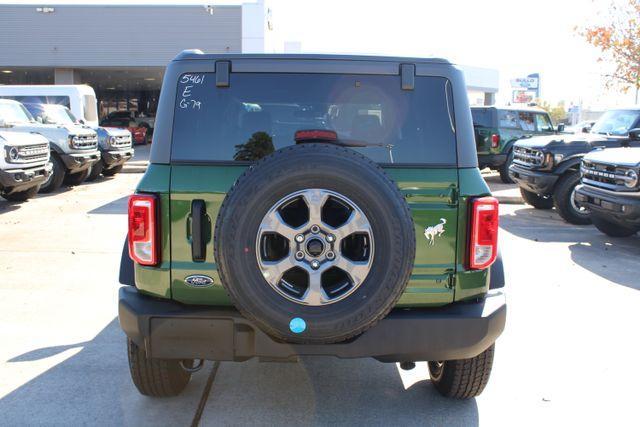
[0, 131, 51, 201]
[0, 99, 100, 192]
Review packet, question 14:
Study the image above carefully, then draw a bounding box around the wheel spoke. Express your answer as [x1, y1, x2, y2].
[334, 255, 370, 286]
[301, 268, 330, 305]
[260, 255, 296, 287]
[259, 210, 299, 241]
[331, 210, 371, 240]
[301, 189, 330, 226]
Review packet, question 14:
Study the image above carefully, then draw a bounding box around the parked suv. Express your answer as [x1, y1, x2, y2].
[119, 52, 506, 400]
[23, 103, 134, 181]
[0, 99, 99, 193]
[575, 145, 640, 237]
[509, 108, 640, 224]
[471, 106, 560, 183]
[0, 131, 51, 201]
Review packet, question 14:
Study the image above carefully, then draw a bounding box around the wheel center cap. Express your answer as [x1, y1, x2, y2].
[306, 238, 324, 257]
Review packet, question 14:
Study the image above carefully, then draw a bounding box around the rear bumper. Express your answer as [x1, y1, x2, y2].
[59, 151, 101, 173]
[119, 286, 507, 363]
[101, 148, 134, 167]
[0, 162, 52, 193]
[575, 184, 640, 226]
[478, 153, 507, 169]
[509, 164, 558, 195]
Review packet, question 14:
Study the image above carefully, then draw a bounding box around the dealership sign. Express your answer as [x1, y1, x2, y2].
[510, 77, 539, 89]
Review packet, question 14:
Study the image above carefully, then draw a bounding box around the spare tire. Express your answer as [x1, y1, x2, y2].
[214, 143, 415, 344]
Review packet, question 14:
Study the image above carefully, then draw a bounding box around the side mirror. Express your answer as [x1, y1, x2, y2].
[628, 128, 640, 141]
[78, 119, 85, 125]
[581, 126, 590, 133]
[557, 123, 565, 133]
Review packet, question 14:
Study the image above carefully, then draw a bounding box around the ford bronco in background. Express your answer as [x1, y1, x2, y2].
[24, 103, 134, 181]
[119, 52, 506, 399]
[471, 106, 560, 183]
[576, 146, 640, 237]
[0, 99, 100, 193]
[509, 108, 640, 225]
[0, 130, 51, 201]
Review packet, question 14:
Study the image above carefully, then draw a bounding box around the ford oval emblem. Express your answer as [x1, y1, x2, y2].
[184, 275, 214, 288]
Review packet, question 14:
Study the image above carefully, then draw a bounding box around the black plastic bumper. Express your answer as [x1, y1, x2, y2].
[478, 153, 507, 169]
[119, 286, 507, 363]
[509, 164, 558, 195]
[575, 184, 640, 226]
[59, 151, 101, 173]
[0, 162, 52, 193]
[101, 148, 134, 167]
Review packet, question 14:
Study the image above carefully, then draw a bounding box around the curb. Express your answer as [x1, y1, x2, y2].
[121, 167, 147, 174]
[493, 195, 524, 205]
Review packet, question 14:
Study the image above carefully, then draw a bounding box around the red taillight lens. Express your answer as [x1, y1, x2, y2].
[128, 194, 158, 266]
[468, 196, 499, 270]
[491, 134, 500, 148]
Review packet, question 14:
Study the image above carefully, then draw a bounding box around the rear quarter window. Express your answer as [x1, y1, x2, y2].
[170, 73, 457, 165]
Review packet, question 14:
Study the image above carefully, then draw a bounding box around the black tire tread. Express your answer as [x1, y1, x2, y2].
[553, 170, 591, 225]
[64, 168, 90, 186]
[102, 164, 123, 176]
[520, 188, 553, 209]
[214, 143, 415, 344]
[429, 344, 495, 399]
[39, 153, 65, 193]
[127, 339, 191, 397]
[592, 216, 638, 237]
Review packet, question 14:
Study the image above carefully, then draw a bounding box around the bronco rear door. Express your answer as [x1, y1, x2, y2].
[168, 64, 458, 306]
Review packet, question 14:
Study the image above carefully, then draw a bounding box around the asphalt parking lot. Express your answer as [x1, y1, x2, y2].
[1, 170, 639, 426]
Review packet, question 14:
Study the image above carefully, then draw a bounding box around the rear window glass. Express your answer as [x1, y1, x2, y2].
[171, 73, 457, 165]
[471, 108, 493, 128]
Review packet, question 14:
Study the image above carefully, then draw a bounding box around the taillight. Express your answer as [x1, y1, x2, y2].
[128, 194, 158, 266]
[491, 134, 500, 148]
[468, 196, 499, 270]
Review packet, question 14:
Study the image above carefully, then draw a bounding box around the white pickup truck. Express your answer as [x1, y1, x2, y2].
[0, 99, 100, 193]
[0, 131, 51, 201]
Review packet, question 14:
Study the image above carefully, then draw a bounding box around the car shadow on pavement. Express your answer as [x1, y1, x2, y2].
[501, 206, 640, 291]
[88, 196, 129, 215]
[0, 199, 22, 214]
[202, 357, 478, 426]
[2, 319, 479, 426]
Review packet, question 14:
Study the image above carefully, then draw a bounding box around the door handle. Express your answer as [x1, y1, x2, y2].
[191, 200, 207, 262]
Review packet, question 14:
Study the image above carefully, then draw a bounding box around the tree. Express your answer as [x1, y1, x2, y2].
[536, 99, 567, 124]
[233, 131, 275, 161]
[579, 0, 640, 103]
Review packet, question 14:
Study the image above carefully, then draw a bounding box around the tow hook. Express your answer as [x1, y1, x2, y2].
[180, 359, 204, 373]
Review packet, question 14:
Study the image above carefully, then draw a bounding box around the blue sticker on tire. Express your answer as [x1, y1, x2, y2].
[289, 317, 306, 334]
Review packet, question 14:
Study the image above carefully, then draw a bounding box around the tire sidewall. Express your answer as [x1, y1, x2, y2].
[215, 145, 415, 343]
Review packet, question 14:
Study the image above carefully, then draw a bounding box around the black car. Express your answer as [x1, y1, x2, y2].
[509, 109, 640, 224]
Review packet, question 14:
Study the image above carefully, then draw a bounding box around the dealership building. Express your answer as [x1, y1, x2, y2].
[0, 2, 498, 120]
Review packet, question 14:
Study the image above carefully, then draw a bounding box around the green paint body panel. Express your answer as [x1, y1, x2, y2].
[134, 164, 490, 307]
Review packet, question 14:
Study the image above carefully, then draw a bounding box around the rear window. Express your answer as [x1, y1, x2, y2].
[471, 108, 493, 128]
[171, 73, 457, 165]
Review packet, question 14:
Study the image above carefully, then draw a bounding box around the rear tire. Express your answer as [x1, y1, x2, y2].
[1, 184, 40, 202]
[64, 168, 90, 186]
[520, 188, 553, 209]
[428, 344, 495, 399]
[553, 170, 591, 225]
[127, 339, 192, 397]
[39, 154, 65, 193]
[592, 216, 638, 237]
[498, 151, 514, 184]
[102, 164, 123, 176]
[86, 161, 104, 182]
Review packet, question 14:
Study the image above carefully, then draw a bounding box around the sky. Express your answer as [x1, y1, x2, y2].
[4, 0, 632, 109]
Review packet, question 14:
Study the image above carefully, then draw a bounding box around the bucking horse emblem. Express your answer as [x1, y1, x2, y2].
[424, 218, 446, 245]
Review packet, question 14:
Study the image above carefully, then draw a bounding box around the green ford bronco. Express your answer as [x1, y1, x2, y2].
[119, 52, 506, 400]
[471, 106, 561, 183]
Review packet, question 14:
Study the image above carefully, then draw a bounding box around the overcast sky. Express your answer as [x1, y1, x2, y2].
[5, 0, 631, 108]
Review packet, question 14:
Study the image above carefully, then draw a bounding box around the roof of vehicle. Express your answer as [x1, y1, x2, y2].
[471, 105, 548, 113]
[173, 50, 452, 65]
[0, 98, 21, 105]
